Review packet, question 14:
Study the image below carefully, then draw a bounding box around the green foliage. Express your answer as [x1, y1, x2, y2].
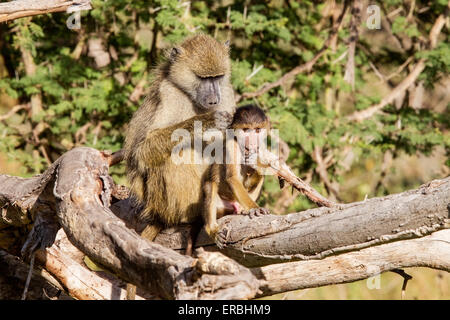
[0, 0, 448, 210]
[417, 42, 450, 86]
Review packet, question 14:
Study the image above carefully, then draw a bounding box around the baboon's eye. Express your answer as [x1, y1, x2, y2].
[196, 75, 224, 81]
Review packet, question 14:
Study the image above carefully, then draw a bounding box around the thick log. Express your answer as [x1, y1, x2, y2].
[0, 147, 260, 300]
[161, 178, 449, 267]
[252, 229, 450, 297]
[1, 146, 448, 299]
[145, 178, 450, 268]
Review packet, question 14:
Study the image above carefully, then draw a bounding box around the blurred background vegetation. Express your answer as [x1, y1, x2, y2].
[0, 0, 448, 299]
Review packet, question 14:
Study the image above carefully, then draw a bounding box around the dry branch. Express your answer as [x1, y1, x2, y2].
[253, 229, 450, 297]
[0, 248, 71, 300]
[154, 178, 449, 265]
[146, 179, 450, 267]
[34, 229, 154, 300]
[343, 0, 362, 89]
[0, 147, 260, 300]
[0, 0, 92, 23]
[1, 146, 449, 299]
[256, 149, 337, 207]
[311, 146, 340, 201]
[347, 59, 426, 122]
[211, 177, 449, 267]
[0, 103, 30, 121]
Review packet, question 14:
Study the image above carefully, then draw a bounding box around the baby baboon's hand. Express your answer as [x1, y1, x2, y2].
[244, 207, 271, 219]
[214, 111, 233, 130]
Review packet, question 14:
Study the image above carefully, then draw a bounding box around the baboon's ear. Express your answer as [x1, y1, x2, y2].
[224, 40, 230, 47]
[169, 47, 181, 61]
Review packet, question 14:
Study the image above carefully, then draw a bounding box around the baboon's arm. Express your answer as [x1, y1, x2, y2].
[138, 111, 229, 166]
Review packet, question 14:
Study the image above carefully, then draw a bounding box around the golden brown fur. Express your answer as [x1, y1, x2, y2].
[202, 105, 271, 238]
[124, 34, 236, 241]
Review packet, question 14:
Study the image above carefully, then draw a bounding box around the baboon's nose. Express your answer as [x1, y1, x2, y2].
[206, 95, 220, 106]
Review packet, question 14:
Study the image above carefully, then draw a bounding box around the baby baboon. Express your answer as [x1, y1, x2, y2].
[202, 105, 271, 241]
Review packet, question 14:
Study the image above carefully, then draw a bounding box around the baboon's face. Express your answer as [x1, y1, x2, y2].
[235, 127, 264, 159]
[168, 34, 231, 111]
[194, 75, 224, 110]
[231, 105, 270, 162]
[170, 61, 228, 111]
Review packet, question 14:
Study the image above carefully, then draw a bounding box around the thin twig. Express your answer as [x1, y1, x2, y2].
[312, 146, 340, 201]
[331, 49, 348, 65]
[75, 122, 92, 145]
[379, 56, 413, 84]
[347, 59, 425, 121]
[380, 3, 408, 52]
[245, 65, 264, 81]
[368, 60, 385, 82]
[0, 103, 30, 121]
[21, 251, 35, 300]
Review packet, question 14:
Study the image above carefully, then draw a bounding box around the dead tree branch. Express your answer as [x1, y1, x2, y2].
[0, 103, 30, 122]
[0, 0, 92, 23]
[0, 248, 72, 300]
[343, 0, 362, 89]
[347, 59, 426, 122]
[0, 147, 260, 300]
[252, 229, 450, 297]
[150, 178, 449, 268]
[0, 147, 448, 299]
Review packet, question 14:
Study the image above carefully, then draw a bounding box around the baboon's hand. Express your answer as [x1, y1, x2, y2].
[244, 207, 271, 219]
[214, 111, 233, 130]
[205, 222, 219, 239]
[215, 226, 230, 249]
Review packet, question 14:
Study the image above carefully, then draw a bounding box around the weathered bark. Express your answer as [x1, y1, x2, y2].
[0, 0, 92, 23]
[0, 0, 448, 301]
[144, 178, 449, 268]
[0, 146, 448, 299]
[0, 147, 260, 300]
[0, 248, 72, 300]
[34, 230, 155, 300]
[212, 178, 449, 267]
[252, 229, 450, 297]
